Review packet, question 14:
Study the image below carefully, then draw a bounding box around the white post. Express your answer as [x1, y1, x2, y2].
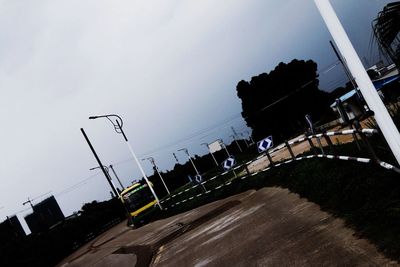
[146, 157, 170, 195]
[187, 153, 200, 175]
[154, 167, 170, 195]
[126, 141, 162, 209]
[201, 143, 219, 166]
[231, 135, 243, 152]
[314, 0, 400, 165]
[220, 140, 231, 157]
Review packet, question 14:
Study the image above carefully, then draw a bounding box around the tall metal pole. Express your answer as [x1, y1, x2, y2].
[305, 115, 325, 155]
[22, 198, 34, 209]
[109, 164, 125, 189]
[240, 133, 249, 147]
[172, 153, 179, 164]
[80, 128, 119, 198]
[231, 127, 243, 152]
[246, 131, 255, 144]
[219, 139, 231, 157]
[231, 135, 243, 152]
[179, 148, 200, 175]
[201, 143, 219, 166]
[90, 165, 120, 196]
[88, 115, 162, 209]
[115, 120, 162, 209]
[107, 174, 119, 196]
[314, 0, 400, 165]
[329, 40, 358, 90]
[143, 157, 170, 195]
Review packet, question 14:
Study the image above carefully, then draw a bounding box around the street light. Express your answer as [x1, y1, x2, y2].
[218, 139, 231, 157]
[201, 142, 218, 166]
[81, 128, 120, 198]
[240, 133, 249, 147]
[89, 114, 162, 209]
[245, 131, 255, 144]
[178, 148, 200, 175]
[231, 135, 243, 152]
[142, 157, 170, 195]
[109, 164, 125, 190]
[22, 198, 34, 209]
[90, 165, 120, 197]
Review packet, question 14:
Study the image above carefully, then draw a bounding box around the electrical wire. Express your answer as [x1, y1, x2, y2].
[2, 60, 343, 217]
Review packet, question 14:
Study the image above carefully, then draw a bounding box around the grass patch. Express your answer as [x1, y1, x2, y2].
[139, 136, 400, 261]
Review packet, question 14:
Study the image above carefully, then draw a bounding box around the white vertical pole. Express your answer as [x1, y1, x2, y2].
[314, 0, 400, 165]
[154, 167, 170, 195]
[186, 151, 200, 175]
[126, 141, 162, 209]
[220, 140, 231, 157]
[149, 158, 170, 195]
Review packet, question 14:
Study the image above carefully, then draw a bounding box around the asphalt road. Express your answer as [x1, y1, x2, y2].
[58, 187, 397, 267]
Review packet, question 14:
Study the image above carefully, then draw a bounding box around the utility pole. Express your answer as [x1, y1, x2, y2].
[231, 126, 243, 152]
[231, 134, 243, 152]
[314, 0, 400, 165]
[201, 142, 219, 166]
[173, 153, 179, 164]
[88, 115, 162, 209]
[80, 128, 119, 198]
[240, 133, 249, 147]
[219, 139, 231, 157]
[142, 157, 170, 195]
[90, 165, 120, 196]
[246, 130, 255, 144]
[329, 40, 358, 91]
[178, 148, 200, 175]
[109, 164, 125, 190]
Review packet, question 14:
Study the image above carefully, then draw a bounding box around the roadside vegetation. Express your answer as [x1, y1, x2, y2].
[142, 136, 400, 261]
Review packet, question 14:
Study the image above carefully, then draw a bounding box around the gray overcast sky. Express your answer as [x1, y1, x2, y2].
[0, 0, 393, 231]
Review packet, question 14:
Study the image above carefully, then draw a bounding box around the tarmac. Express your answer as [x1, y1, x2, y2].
[58, 187, 398, 267]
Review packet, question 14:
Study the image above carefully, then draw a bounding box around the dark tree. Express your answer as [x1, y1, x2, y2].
[236, 59, 333, 141]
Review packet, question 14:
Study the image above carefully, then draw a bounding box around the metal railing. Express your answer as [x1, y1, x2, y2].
[161, 125, 400, 209]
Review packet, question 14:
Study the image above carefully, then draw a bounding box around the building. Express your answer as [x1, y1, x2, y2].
[0, 215, 26, 239]
[24, 195, 65, 234]
[331, 63, 399, 123]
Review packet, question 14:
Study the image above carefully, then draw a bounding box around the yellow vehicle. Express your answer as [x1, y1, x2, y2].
[120, 182, 157, 226]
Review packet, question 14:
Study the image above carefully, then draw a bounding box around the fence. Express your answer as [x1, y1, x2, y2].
[161, 124, 400, 209]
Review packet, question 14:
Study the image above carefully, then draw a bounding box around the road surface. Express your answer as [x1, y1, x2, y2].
[58, 187, 397, 266]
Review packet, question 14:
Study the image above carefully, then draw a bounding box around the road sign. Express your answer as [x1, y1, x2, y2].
[195, 174, 203, 183]
[257, 136, 273, 153]
[222, 156, 236, 170]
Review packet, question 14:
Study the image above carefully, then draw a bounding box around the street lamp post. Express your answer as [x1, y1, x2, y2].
[81, 128, 120, 198]
[109, 164, 125, 190]
[142, 157, 170, 195]
[22, 198, 34, 209]
[201, 143, 218, 166]
[240, 133, 249, 147]
[178, 148, 200, 175]
[90, 165, 120, 196]
[231, 135, 243, 152]
[89, 114, 162, 209]
[172, 152, 179, 164]
[219, 139, 231, 157]
[246, 131, 255, 144]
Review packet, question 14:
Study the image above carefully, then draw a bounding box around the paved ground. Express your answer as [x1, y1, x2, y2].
[58, 187, 397, 267]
